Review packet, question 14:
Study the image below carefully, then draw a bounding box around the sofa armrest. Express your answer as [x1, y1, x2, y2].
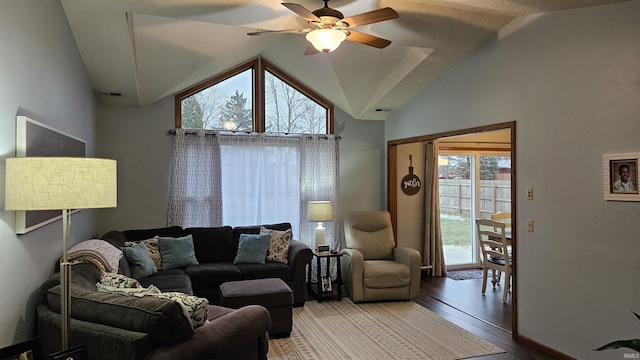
[287, 240, 313, 306]
[287, 240, 312, 267]
[392, 247, 421, 299]
[151, 305, 271, 360]
[340, 249, 364, 302]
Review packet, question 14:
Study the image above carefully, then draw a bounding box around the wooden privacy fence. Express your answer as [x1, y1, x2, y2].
[439, 180, 511, 218]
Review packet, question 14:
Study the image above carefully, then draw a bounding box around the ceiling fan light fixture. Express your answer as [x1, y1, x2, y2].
[306, 28, 346, 52]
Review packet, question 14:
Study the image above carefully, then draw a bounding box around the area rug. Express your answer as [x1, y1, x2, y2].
[446, 269, 484, 281]
[268, 298, 505, 359]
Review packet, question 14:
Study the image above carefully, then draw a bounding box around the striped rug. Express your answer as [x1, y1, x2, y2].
[268, 298, 505, 359]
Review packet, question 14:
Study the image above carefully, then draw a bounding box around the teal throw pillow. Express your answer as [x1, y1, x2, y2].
[121, 242, 157, 278]
[233, 234, 271, 264]
[158, 235, 199, 270]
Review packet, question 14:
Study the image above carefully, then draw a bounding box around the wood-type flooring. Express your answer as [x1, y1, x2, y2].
[418, 274, 559, 359]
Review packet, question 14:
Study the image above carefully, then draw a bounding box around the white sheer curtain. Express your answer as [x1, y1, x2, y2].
[168, 129, 222, 227]
[219, 132, 302, 237]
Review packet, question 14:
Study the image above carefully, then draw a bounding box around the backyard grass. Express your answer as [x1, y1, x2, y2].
[440, 214, 473, 247]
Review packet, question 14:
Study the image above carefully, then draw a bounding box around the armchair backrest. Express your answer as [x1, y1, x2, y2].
[344, 211, 395, 260]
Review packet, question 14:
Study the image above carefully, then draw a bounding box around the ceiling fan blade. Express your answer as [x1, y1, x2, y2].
[247, 28, 307, 36]
[346, 31, 392, 49]
[304, 44, 321, 56]
[342, 7, 398, 28]
[282, 2, 321, 23]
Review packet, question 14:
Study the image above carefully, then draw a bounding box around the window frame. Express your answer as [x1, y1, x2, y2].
[174, 57, 334, 134]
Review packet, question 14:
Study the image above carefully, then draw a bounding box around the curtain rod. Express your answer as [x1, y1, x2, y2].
[167, 129, 340, 139]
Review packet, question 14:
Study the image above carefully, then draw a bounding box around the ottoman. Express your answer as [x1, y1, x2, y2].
[219, 278, 293, 338]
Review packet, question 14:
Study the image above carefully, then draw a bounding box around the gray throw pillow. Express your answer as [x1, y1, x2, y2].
[121, 242, 157, 278]
[158, 235, 199, 270]
[233, 233, 271, 264]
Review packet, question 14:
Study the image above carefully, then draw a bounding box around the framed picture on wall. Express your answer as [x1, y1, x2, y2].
[603, 152, 640, 201]
[14, 115, 86, 233]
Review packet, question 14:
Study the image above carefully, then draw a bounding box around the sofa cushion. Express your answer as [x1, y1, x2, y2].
[233, 234, 270, 264]
[101, 230, 129, 249]
[184, 226, 234, 263]
[121, 242, 157, 278]
[185, 263, 241, 291]
[349, 227, 395, 260]
[122, 226, 184, 242]
[363, 260, 411, 288]
[158, 235, 199, 270]
[95, 283, 209, 329]
[236, 262, 291, 282]
[260, 227, 292, 264]
[124, 236, 161, 269]
[137, 273, 193, 295]
[46, 283, 194, 345]
[232, 223, 291, 245]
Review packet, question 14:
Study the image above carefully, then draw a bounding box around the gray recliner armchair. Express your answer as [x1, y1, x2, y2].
[340, 211, 421, 302]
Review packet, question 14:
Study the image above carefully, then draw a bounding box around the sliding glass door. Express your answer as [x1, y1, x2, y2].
[439, 153, 511, 268]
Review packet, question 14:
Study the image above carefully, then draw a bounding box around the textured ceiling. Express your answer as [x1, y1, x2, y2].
[60, 0, 628, 120]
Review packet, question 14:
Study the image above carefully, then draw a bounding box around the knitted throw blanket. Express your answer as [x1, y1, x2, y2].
[67, 239, 123, 273]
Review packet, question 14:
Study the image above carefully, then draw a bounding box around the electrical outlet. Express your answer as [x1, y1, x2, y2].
[527, 219, 534, 232]
[526, 188, 533, 200]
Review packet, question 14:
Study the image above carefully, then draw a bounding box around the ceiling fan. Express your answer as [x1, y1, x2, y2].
[247, 1, 398, 55]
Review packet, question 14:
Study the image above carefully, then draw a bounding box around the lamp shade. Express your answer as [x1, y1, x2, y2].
[308, 201, 333, 222]
[305, 29, 346, 52]
[5, 157, 117, 211]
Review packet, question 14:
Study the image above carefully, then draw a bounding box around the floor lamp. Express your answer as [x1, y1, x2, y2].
[5, 157, 117, 351]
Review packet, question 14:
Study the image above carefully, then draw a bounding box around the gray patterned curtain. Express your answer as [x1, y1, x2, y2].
[300, 135, 340, 282]
[168, 129, 223, 227]
[422, 140, 447, 276]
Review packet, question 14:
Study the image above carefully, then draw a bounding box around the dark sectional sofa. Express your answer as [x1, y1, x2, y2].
[36, 222, 313, 360]
[101, 222, 313, 306]
[38, 263, 271, 360]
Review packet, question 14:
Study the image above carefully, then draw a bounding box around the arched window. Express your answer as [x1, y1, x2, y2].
[175, 57, 333, 134]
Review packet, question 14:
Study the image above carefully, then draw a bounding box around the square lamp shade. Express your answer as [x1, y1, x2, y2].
[4, 156, 117, 351]
[5, 157, 117, 211]
[308, 201, 333, 249]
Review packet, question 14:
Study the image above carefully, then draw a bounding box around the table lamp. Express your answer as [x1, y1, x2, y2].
[308, 201, 332, 251]
[5, 157, 117, 351]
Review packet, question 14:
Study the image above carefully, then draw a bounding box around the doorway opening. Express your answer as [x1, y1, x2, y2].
[438, 134, 511, 269]
[387, 122, 516, 335]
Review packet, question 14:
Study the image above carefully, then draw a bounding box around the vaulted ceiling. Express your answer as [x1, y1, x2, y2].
[60, 0, 627, 120]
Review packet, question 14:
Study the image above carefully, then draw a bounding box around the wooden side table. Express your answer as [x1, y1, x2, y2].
[307, 250, 342, 302]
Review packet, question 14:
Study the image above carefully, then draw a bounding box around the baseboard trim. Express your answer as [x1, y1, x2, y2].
[517, 334, 576, 360]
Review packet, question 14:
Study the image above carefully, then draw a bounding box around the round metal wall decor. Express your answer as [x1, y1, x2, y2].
[401, 155, 421, 195]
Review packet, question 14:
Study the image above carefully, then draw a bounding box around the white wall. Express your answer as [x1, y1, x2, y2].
[97, 102, 386, 247]
[387, 2, 640, 359]
[97, 99, 175, 234]
[0, 0, 99, 347]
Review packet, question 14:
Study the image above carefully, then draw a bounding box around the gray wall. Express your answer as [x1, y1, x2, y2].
[97, 101, 387, 242]
[387, 2, 640, 359]
[0, 0, 99, 347]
